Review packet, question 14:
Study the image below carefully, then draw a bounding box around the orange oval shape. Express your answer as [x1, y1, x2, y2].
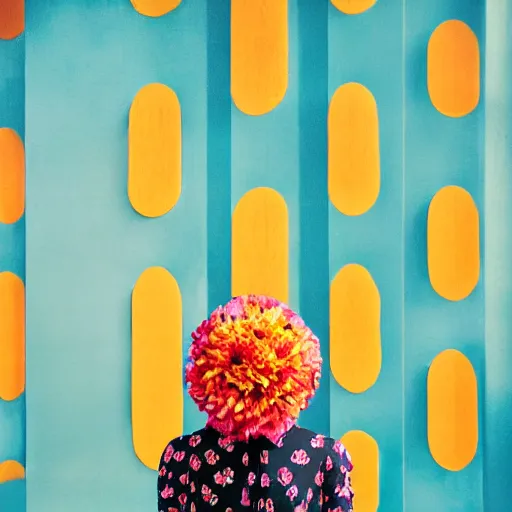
[0, 128, 25, 224]
[232, 187, 289, 303]
[331, 0, 377, 15]
[428, 186, 480, 301]
[328, 83, 380, 216]
[0, 0, 24, 40]
[330, 264, 381, 393]
[130, 0, 181, 17]
[0, 272, 25, 401]
[128, 83, 181, 218]
[0, 461, 25, 484]
[132, 267, 183, 470]
[341, 431, 379, 512]
[428, 349, 478, 471]
[427, 20, 480, 117]
[231, 0, 288, 115]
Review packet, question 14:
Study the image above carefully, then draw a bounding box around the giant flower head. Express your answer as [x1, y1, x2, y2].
[186, 295, 322, 442]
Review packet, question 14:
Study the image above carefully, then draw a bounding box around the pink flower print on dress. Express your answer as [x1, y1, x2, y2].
[258, 498, 265, 510]
[189, 435, 202, 447]
[158, 465, 166, 477]
[266, 498, 274, 512]
[314, 470, 324, 487]
[242, 452, 249, 466]
[201, 484, 219, 506]
[214, 467, 234, 486]
[189, 454, 201, 471]
[260, 450, 269, 464]
[173, 451, 185, 462]
[191, 504, 196, 512]
[190, 481, 196, 493]
[248, 472, 256, 486]
[286, 485, 299, 501]
[178, 493, 187, 505]
[218, 436, 234, 452]
[277, 467, 294, 486]
[310, 434, 325, 448]
[261, 473, 271, 487]
[333, 440, 346, 457]
[160, 485, 174, 499]
[294, 501, 308, 512]
[179, 472, 189, 485]
[325, 455, 333, 471]
[291, 449, 310, 465]
[163, 444, 174, 463]
[241, 487, 251, 507]
[307, 488, 313, 502]
[205, 449, 220, 465]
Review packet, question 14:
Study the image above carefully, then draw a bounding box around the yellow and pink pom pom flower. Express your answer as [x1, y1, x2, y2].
[185, 295, 322, 441]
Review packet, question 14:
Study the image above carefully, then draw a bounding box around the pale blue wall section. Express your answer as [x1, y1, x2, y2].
[328, 1, 404, 511]
[404, 0, 485, 511]
[25, 0, 207, 510]
[485, 1, 512, 510]
[0, 32, 25, 512]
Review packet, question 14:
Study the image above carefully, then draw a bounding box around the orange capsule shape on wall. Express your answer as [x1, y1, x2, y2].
[427, 20, 480, 117]
[341, 431, 379, 512]
[0, 272, 25, 401]
[128, 83, 181, 218]
[0, 461, 25, 484]
[130, 0, 181, 17]
[330, 264, 381, 393]
[331, 0, 377, 15]
[231, 0, 288, 115]
[328, 83, 380, 216]
[132, 267, 183, 470]
[428, 349, 478, 471]
[0, 128, 25, 224]
[232, 187, 289, 303]
[428, 186, 480, 301]
[0, 0, 24, 40]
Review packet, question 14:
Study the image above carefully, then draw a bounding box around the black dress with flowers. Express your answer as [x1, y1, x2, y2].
[157, 425, 353, 511]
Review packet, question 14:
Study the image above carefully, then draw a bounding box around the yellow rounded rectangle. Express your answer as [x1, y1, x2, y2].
[328, 83, 380, 216]
[428, 20, 480, 117]
[331, 0, 376, 15]
[330, 264, 381, 394]
[0, 0, 24, 40]
[132, 267, 183, 470]
[232, 187, 289, 303]
[341, 431, 379, 512]
[428, 185, 480, 301]
[231, 0, 288, 115]
[130, 0, 181, 17]
[428, 349, 478, 471]
[0, 461, 25, 484]
[128, 83, 181, 218]
[0, 128, 25, 224]
[0, 272, 25, 401]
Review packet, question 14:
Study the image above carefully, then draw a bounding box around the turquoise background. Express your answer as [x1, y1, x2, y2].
[0, 0, 510, 510]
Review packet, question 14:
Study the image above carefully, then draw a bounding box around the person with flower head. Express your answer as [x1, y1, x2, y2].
[158, 295, 354, 511]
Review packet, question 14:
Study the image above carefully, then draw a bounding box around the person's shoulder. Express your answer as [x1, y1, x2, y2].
[160, 428, 209, 463]
[294, 427, 353, 470]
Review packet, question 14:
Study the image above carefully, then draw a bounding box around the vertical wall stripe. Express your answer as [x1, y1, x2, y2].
[231, 0, 288, 116]
[232, 187, 289, 303]
[0, 461, 25, 484]
[427, 20, 480, 118]
[328, 83, 380, 216]
[128, 83, 182, 218]
[330, 264, 381, 394]
[0, 128, 24, 225]
[207, 0, 232, 312]
[404, 1, 484, 509]
[132, 267, 183, 470]
[0, 0, 24, 40]
[341, 430, 379, 512]
[0, 272, 25, 401]
[485, 1, 512, 509]
[427, 349, 478, 471]
[129, 0, 181, 17]
[296, 0, 329, 434]
[427, 186, 480, 301]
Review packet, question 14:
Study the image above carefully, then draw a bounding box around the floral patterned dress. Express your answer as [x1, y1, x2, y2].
[157, 425, 353, 511]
